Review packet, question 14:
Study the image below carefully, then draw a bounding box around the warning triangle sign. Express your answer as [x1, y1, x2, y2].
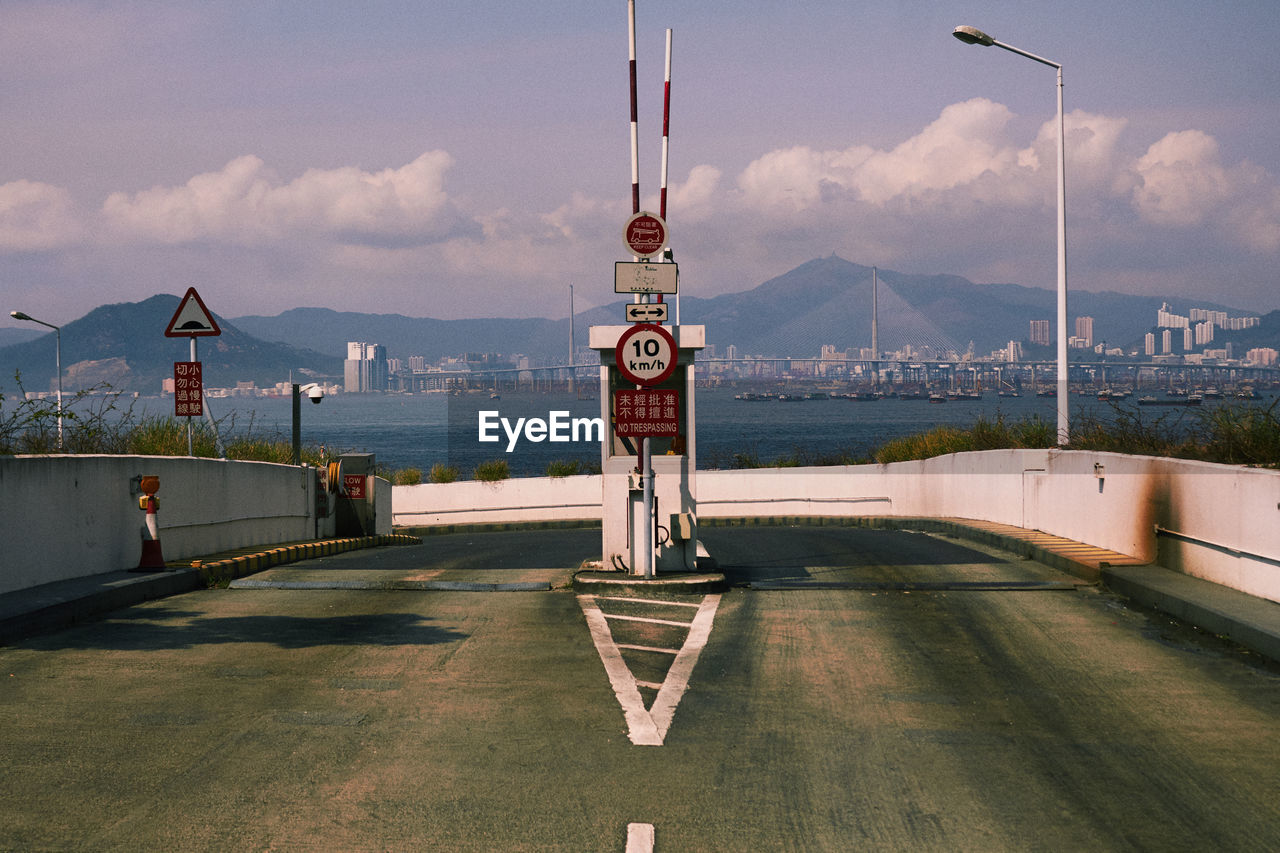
[164, 287, 221, 337]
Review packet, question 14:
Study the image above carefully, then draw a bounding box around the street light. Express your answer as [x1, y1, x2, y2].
[953, 25, 1069, 445]
[9, 310, 63, 449]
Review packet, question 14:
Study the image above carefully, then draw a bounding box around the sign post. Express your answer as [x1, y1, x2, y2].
[613, 322, 678, 579]
[164, 287, 222, 456]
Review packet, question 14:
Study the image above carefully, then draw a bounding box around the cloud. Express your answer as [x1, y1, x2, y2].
[101, 152, 472, 247]
[0, 180, 83, 250]
[1131, 129, 1280, 251]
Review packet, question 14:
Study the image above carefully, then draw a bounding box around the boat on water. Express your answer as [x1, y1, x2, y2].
[927, 393, 947, 403]
[1138, 395, 1202, 406]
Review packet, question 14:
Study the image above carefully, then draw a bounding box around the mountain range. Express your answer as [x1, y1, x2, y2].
[2, 256, 1275, 394]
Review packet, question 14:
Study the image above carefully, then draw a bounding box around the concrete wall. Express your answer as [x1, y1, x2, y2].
[393, 474, 602, 527]
[392, 450, 1280, 604]
[0, 455, 389, 595]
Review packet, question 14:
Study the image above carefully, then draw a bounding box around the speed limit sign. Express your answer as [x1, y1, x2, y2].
[615, 324, 677, 386]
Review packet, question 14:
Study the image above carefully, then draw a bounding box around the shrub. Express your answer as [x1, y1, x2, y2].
[546, 458, 587, 477]
[428, 463, 460, 483]
[392, 467, 423, 485]
[473, 458, 510, 482]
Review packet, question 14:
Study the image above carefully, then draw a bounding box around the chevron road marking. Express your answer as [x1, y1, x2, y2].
[578, 593, 721, 746]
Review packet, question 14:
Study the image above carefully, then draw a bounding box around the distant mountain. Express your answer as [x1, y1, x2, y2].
[231, 257, 1262, 362]
[679, 256, 1252, 356]
[230, 308, 571, 363]
[0, 328, 42, 349]
[4, 260, 1272, 397]
[0, 295, 342, 394]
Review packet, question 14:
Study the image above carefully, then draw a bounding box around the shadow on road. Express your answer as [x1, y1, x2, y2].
[19, 610, 468, 652]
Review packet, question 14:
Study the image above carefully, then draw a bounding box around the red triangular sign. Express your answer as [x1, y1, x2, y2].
[164, 287, 221, 337]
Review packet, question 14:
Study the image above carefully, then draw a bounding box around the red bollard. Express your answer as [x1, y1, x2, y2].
[136, 475, 166, 571]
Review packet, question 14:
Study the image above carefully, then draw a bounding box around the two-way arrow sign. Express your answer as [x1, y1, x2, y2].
[624, 303, 669, 323]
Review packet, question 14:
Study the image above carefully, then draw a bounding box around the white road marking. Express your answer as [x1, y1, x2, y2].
[604, 613, 694, 628]
[634, 680, 664, 690]
[578, 593, 722, 747]
[599, 595, 701, 608]
[626, 822, 655, 852]
[616, 643, 681, 655]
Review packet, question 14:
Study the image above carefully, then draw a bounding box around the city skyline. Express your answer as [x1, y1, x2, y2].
[2, 2, 1279, 330]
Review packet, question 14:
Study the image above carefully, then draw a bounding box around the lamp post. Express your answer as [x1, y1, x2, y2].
[953, 25, 1069, 445]
[9, 310, 63, 449]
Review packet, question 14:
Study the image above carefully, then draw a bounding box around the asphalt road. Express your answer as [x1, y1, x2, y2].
[1, 524, 1277, 851]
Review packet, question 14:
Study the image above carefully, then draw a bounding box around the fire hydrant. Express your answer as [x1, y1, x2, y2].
[136, 475, 166, 570]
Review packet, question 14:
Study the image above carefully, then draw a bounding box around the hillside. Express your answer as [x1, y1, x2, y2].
[0, 295, 341, 394]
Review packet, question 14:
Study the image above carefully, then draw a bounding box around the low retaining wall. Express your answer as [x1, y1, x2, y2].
[392, 450, 1280, 604]
[0, 455, 390, 596]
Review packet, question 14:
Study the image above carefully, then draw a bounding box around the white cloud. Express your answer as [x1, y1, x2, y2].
[101, 152, 469, 247]
[1131, 130, 1237, 226]
[0, 180, 83, 250]
[1130, 129, 1280, 252]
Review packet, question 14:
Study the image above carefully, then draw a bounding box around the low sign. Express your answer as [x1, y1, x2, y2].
[174, 361, 203, 417]
[625, 302, 668, 323]
[615, 261, 678, 294]
[343, 474, 367, 499]
[614, 388, 680, 437]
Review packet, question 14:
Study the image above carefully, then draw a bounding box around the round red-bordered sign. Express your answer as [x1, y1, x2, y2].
[615, 323, 677, 386]
[623, 211, 668, 258]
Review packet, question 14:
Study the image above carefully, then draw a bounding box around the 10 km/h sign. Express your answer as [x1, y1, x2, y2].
[615, 323, 676, 386]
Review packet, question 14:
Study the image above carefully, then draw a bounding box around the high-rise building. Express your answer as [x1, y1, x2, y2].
[1144, 332, 1156, 356]
[1157, 303, 1190, 329]
[344, 342, 389, 392]
[1029, 320, 1051, 346]
[1074, 316, 1094, 348]
[1194, 321, 1214, 346]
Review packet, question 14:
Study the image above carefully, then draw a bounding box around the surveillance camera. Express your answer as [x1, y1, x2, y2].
[307, 386, 324, 404]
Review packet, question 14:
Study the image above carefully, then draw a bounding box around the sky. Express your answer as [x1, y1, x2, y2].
[2, 1, 1279, 331]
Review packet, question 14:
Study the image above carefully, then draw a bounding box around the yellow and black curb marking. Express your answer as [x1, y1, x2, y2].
[177, 534, 423, 587]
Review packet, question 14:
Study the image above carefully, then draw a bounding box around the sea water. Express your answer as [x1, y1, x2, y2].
[194, 388, 1154, 477]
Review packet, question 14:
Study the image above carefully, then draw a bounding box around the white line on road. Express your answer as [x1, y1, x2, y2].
[603, 613, 694, 628]
[578, 593, 722, 746]
[616, 643, 681, 655]
[627, 822, 655, 853]
[598, 595, 701, 608]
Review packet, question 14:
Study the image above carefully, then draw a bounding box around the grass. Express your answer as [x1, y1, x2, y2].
[1, 373, 328, 465]
[545, 458, 602, 477]
[473, 458, 511, 482]
[428, 463, 460, 483]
